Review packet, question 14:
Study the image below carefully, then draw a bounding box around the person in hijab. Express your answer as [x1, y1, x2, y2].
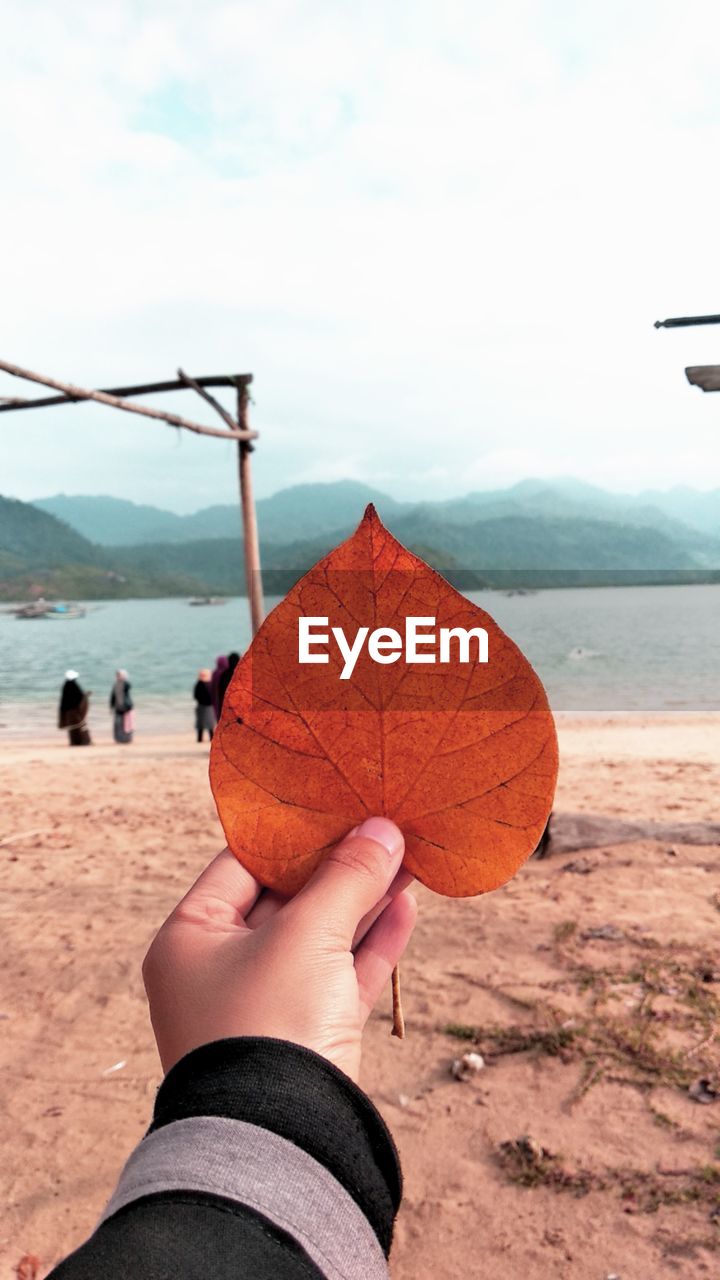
[193, 668, 216, 743]
[58, 671, 92, 746]
[110, 669, 134, 744]
[217, 651, 240, 715]
[209, 654, 229, 718]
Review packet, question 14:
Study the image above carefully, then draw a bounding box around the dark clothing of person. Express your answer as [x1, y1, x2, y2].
[193, 680, 213, 708]
[67, 714, 91, 747]
[217, 653, 239, 715]
[47, 1038, 399, 1279]
[110, 680, 134, 745]
[58, 680, 91, 746]
[210, 656, 229, 718]
[110, 681, 133, 714]
[193, 680, 215, 742]
[59, 678, 83, 718]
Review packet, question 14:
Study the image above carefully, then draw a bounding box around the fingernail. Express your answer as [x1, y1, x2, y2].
[355, 816, 404, 858]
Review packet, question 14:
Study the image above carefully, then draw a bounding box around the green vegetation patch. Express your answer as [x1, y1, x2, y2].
[495, 1137, 720, 1217]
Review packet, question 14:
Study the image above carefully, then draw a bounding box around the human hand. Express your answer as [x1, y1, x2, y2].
[142, 817, 417, 1083]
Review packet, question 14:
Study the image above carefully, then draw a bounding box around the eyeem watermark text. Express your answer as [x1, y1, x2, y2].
[298, 616, 489, 680]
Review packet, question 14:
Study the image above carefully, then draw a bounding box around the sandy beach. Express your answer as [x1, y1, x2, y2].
[1, 714, 719, 1279]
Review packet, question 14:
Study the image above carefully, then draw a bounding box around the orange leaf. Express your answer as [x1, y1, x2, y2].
[210, 506, 558, 897]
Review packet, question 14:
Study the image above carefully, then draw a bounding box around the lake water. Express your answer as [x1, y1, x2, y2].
[1, 584, 718, 739]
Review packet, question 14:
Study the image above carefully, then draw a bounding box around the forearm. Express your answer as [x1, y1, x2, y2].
[48, 1038, 401, 1280]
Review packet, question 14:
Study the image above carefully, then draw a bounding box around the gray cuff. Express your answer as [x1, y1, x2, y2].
[101, 1115, 389, 1280]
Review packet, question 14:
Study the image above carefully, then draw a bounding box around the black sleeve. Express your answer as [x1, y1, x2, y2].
[47, 1038, 401, 1280]
[217, 673, 228, 711]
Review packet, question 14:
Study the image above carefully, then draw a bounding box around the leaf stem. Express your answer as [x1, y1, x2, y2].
[391, 964, 405, 1039]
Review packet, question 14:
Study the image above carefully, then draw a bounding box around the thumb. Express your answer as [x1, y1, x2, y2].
[292, 817, 405, 949]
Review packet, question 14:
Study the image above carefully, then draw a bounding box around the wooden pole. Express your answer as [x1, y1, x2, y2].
[236, 383, 265, 635]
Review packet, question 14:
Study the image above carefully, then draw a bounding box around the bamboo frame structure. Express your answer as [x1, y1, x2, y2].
[0, 372, 251, 412]
[0, 358, 265, 634]
[0, 359, 256, 442]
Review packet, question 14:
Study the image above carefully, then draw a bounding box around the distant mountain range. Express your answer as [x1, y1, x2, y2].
[34, 483, 407, 546]
[0, 496, 202, 600]
[34, 478, 720, 545]
[1, 480, 719, 601]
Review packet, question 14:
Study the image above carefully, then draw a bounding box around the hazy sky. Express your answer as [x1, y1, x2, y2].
[3, 0, 720, 513]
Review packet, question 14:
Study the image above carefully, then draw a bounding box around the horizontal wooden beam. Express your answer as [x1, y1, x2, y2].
[0, 372, 252, 414]
[686, 365, 720, 392]
[655, 314, 720, 329]
[0, 359, 255, 441]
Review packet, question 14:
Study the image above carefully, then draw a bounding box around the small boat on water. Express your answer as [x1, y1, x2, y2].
[47, 603, 87, 619]
[14, 600, 86, 620]
[188, 597, 227, 607]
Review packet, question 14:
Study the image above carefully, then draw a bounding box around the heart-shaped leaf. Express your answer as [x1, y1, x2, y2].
[210, 506, 558, 896]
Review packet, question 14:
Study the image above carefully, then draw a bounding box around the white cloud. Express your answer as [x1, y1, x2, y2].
[2, 0, 720, 510]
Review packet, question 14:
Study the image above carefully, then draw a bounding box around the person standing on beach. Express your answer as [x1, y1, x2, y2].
[193, 668, 216, 743]
[110, 669, 134, 744]
[209, 654, 229, 719]
[217, 651, 240, 714]
[58, 671, 92, 746]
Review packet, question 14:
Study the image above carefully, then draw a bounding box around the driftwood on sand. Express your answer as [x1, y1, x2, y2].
[538, 811, 720, 857]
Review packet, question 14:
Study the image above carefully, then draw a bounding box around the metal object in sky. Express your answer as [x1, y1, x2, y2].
[654, 314, 720, 329]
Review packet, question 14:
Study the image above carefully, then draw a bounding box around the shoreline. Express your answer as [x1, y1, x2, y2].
[3, 575, 720, 607]
[3, 710, 718, 762]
